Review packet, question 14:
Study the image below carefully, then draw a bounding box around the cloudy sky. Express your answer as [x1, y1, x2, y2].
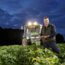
[0, 0, 65, 38]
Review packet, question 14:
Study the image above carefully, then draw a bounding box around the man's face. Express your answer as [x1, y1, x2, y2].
[43, 18, 49, 27]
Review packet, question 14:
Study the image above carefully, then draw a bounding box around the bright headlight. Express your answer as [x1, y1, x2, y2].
[33, 21, 38, 26]
[27, 21, 32, 26]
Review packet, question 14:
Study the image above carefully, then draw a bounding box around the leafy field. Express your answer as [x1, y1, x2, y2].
[0, 44, 65, 65]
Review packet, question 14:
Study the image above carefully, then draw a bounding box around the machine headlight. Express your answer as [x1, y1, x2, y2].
[33, 21, 38, 26]
[27, 21, 32, 26]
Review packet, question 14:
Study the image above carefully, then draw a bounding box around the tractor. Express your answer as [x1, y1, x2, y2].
[22, 21, 42, 46]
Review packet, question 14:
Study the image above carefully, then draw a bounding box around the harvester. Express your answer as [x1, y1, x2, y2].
[22, 21, 42, 46]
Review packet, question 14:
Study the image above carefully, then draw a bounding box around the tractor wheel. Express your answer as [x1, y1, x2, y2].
[27, 39, 32, 45]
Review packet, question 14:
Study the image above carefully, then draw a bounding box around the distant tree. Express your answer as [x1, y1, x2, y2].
[0, 28, 24, 45]
[56, 33, 64, 43]
[0, 27, 2, 30]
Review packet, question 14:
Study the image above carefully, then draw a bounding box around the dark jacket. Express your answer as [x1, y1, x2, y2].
[40, 24, 56, 42]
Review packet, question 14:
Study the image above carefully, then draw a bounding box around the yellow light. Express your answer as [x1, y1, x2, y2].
[27, 21, 32, 26]
[33, 21, 38, 26]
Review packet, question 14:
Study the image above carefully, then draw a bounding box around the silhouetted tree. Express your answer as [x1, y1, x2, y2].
[0, 27, 2, 30]
[56, 33, 64, 43]
[0, 28, 24, 45]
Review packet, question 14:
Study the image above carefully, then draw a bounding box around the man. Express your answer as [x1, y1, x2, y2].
[40, 16, 60, 54]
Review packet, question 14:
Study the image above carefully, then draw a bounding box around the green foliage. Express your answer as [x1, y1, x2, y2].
[58, 44, 65, 64]
[0, 45, 59, 65]
[0, 44, 65, 65]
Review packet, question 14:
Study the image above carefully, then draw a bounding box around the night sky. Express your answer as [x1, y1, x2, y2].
[0, 0, 65, 39]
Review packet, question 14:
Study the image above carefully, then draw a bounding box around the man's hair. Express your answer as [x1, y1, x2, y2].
[44, 16, 49, 19]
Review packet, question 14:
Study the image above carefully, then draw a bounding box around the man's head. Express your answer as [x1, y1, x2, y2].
[43, 16, 49, 27]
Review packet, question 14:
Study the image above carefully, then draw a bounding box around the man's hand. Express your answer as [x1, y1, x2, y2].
[42, 35, 50, 39]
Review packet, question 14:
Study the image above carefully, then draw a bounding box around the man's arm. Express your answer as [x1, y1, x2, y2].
[49, 25, 56, 38]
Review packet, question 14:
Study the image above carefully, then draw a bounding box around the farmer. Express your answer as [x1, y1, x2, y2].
[40, 16, 60, 54]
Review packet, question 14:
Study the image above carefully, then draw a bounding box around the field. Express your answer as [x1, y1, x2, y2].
[0, 44, 65, 65]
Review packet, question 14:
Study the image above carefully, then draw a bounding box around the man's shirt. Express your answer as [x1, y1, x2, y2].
[41, 24, 56, 42]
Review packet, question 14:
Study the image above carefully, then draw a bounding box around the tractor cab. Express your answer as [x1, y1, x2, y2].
[22, 21, 42, 46]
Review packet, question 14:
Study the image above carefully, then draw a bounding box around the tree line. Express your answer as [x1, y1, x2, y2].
[0, 27, 64, 45]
